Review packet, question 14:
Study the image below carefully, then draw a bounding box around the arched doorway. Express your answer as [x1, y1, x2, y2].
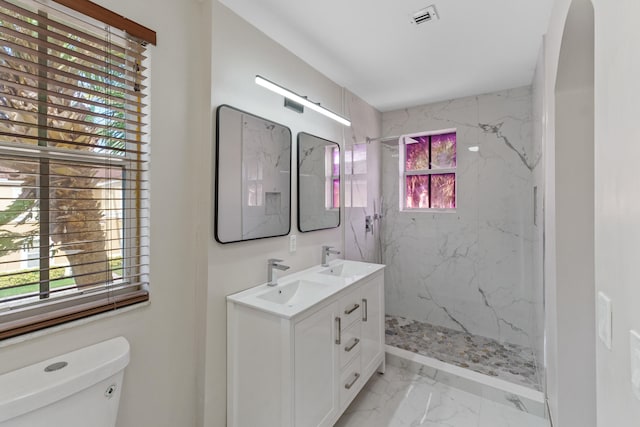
[546, 0, 595, 425]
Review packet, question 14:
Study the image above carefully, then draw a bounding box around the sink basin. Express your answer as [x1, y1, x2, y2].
[257, 279, 329, 307]
[227, 259, 385, 318]
[319, 260, 377, 278]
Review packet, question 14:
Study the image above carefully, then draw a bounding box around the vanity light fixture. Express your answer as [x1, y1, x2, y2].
[255, 75, 352, 127]
[468, 146, 480, 152]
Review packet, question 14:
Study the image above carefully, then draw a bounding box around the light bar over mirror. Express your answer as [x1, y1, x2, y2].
[255, 75, 352, 127]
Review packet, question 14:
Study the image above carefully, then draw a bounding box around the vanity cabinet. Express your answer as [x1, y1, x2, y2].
[293, 301, 339, 426]
[227, 267, 385, 427]
[360, 275, 384, 376]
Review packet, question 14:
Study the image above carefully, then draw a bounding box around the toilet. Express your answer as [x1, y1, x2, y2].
[0, 337, 130, 427]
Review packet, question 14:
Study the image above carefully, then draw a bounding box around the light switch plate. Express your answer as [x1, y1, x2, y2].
[289, 235, 296, 253]
[631, 330, 640, 401]
[597, 292, 612, 350]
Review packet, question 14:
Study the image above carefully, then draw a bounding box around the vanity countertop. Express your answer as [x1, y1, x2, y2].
[226, 259, 385, 319]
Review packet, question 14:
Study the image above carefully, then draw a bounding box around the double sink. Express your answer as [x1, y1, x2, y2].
[227, 259, 384, 319]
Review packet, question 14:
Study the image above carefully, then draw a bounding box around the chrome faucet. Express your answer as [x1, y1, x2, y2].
[267, 258, 290, 286]
[321, 246, 341, 267]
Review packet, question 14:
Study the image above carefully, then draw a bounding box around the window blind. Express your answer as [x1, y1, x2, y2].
[0, 0, 153, 339]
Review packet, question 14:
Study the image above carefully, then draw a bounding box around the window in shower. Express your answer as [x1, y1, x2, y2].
[400, 131, 456, 210]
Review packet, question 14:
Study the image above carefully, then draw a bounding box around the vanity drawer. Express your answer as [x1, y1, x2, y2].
[339, 357, 362, 408]
[339, 289, 362, 329]
[339, 321, 361, 369]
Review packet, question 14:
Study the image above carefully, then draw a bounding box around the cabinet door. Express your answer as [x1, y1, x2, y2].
[360, 275, 384, 376]
[294, 302, 339, 427]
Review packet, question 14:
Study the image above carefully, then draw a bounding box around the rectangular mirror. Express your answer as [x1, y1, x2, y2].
[297, 132, 340, 232]
[215, 105, 292, 243]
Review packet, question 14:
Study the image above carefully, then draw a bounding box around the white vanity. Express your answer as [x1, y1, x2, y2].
[227, 260, 385, 427]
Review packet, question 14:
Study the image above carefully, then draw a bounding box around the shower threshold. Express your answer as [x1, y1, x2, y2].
[385, 315, 542, 395]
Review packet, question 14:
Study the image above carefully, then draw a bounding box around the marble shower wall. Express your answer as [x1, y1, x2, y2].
[343, 90, 383, 263]
[381, 87, 539, 349]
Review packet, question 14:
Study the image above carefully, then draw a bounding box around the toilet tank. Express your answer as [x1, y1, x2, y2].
[0, 337, 130, 427]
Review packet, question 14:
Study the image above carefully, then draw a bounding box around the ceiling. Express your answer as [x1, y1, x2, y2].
[218, 0, 555, 112]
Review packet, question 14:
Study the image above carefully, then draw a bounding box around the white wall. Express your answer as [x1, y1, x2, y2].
[0, 1, 207, 426]
[202, 3, 361, 425]
[542, 0, 640, 425]
[553, 2, 596, 425]
[591, 0, 640, 424]
[541, 0, 597, 425]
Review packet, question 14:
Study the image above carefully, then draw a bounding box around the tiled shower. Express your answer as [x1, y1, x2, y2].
[344, 86, 544, 392]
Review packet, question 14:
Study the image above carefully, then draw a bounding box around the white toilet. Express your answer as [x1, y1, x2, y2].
[0, 337, 130, 427]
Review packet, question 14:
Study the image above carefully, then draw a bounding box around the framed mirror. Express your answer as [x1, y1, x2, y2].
[297, 132, 340, 232]
[215, 105, 292, 243]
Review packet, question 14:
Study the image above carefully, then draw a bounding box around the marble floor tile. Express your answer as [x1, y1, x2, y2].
[384, 352, 546, 418]
[385, 315, 541, 391]
[334, 364, 548, 427]
[335, 364, 480, 427]
[477, 400, 548, 427]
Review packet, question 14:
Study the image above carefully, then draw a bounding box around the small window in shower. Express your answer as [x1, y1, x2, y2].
[400, 131, 456, 210]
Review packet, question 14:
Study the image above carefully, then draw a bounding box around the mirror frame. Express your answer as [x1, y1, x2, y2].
[296, 132, 341, 233]
[214, 104, 292, 244]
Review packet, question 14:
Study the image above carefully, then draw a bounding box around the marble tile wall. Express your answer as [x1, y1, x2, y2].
[380, 87, 539, 349]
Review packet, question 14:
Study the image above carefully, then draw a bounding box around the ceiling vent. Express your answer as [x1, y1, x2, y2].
[410, 5, 439, 25]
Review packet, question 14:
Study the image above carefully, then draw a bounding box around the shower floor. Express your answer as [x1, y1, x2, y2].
[385, 315, 542, 391]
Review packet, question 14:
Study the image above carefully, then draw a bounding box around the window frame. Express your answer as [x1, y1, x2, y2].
[399, 128, 458, 212]
[0, 0, 153, 340]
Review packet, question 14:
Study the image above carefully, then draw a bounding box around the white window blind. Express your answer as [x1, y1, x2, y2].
[0, 0, 153, 339]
